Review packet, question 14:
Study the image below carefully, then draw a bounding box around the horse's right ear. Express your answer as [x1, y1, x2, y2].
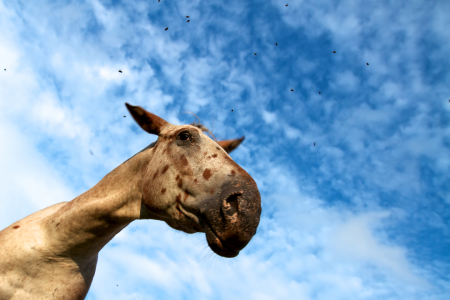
[217, 137, 245, 153]
[125, 103, 169, 135]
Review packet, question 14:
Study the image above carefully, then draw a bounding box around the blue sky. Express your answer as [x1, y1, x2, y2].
[1, 0, 449, 299]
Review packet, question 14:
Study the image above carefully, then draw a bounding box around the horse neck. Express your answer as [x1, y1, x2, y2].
[41, 149, 153, 260]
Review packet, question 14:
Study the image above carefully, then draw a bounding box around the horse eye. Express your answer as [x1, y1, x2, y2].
[179, 133, 190, 140]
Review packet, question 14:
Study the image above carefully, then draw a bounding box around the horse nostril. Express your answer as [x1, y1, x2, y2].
[227, 194, 238, 203]
[223, 193, 241, 217]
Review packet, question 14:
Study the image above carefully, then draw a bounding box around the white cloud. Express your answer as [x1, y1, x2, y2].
[0, 118, 75, 230]
[328, 212, 427, 286]
[284, 124, 302, 139]
[331, 70, 360, 91]
[1, 0, 449, 299]
[261, 109, 277, 124]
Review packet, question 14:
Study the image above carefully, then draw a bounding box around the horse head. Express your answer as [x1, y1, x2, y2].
[126, 103, 261, 258]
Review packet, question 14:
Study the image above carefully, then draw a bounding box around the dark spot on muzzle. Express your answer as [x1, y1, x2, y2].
[203, 168, 212, 180]
[199, 179, 261, 257]
[180, 154, 189, 167]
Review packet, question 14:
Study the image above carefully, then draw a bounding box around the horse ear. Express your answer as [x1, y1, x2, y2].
[217, 137, 245, 153]
[125, 103, 169, 135]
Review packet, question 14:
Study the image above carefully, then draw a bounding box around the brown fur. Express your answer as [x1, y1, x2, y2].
[0, 103, 261, 299]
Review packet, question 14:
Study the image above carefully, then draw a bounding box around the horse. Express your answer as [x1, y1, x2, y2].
[0, 103, 261, 299]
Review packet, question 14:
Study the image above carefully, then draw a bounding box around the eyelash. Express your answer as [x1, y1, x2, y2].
[179, 132, 190, 140]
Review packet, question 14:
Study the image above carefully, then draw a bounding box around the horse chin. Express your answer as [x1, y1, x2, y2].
[204, 223, 240, 258]
[165, 214, 240, 256]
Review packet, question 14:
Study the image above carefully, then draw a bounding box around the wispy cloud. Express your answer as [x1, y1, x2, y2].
[1, 0, 449, 299]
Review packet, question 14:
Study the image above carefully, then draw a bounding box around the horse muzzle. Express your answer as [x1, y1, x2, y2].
[199, 179, 262, 258]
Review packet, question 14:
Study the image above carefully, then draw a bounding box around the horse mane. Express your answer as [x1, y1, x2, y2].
[185, 112, 216, 141]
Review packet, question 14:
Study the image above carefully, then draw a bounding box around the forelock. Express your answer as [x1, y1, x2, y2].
[190, 122, 216, 141]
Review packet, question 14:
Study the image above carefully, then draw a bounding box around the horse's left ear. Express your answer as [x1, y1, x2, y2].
[125, 103, 169, 135]
[217, 137, 245, 153]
